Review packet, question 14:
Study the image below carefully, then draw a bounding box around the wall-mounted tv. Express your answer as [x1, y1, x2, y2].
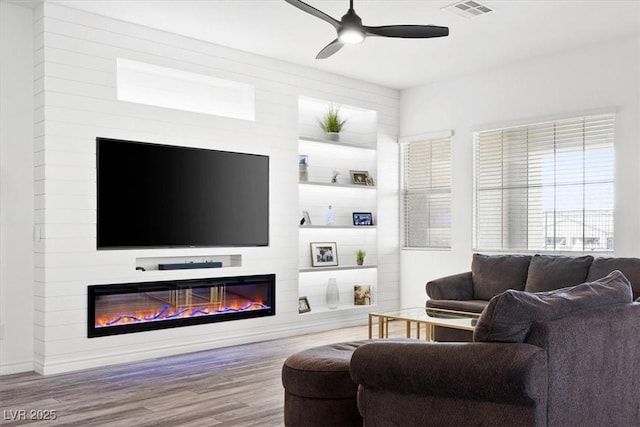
[97, 138, 269, 249]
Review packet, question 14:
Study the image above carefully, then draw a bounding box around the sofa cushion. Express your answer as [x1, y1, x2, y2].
[473, 270, 633, 343]
[587, 257, 640, 300]
[524, 254, 593, 293]
[472, 254, 532, 300]
[426, 298, 488, 314]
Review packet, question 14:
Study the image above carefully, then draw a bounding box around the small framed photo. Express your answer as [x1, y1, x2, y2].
[299, 155, 309, 166]
[310, 242, 338, 267]
[354, 285, 372, 306]
[298, 296, 311, 313]
[350, 170, 370, 185]
[301, 210, 312, 226]
[352, 212, 373, 226]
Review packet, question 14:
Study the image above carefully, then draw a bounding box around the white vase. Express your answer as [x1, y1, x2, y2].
[326, 278, 339, 309]
[325, 205, 335, 226]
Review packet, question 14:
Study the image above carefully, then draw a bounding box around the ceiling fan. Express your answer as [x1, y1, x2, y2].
[284, 0, 449, 59]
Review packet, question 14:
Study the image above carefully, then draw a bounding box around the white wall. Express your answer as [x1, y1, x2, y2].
[0, 2, 399, 375]
[399, 36, 640, 307]
[0, 1, 35, 375]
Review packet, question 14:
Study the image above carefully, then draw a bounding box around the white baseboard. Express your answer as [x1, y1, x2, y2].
[34, 317, 368, 376]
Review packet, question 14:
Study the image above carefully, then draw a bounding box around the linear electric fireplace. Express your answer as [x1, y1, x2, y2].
[88, 274, 275, 338]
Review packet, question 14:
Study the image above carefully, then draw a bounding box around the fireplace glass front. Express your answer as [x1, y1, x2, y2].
[88, 274, 275, 337]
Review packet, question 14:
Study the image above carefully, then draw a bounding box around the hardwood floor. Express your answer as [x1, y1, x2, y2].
[1, 323, 402, 426]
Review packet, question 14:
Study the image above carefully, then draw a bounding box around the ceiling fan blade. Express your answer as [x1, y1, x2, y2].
[284, 0, 340, 30]
[316, 39, 344, 59]
[364, 25, 449, 39]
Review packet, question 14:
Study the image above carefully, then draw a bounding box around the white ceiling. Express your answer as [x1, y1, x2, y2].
[46, 0, 640, 89]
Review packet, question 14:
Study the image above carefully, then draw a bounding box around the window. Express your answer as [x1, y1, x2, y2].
[117, 58, 255, 121]
[473, 113, 615, 252]
[400, 134, 452, 248]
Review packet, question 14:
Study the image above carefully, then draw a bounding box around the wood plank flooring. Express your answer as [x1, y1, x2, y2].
[1, 323, 404, 426]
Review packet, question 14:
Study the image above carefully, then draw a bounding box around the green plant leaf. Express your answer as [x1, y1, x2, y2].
[320, 104, 346, 133]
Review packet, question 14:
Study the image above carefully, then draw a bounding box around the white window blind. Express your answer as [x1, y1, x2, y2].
[401, 136, 452, 248]
[473, 113, 615, 252]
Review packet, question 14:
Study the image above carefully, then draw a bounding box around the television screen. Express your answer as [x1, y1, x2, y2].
[97, 138, 269, 249]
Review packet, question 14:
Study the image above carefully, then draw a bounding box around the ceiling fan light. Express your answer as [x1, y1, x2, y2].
[338, 27, 365, 44]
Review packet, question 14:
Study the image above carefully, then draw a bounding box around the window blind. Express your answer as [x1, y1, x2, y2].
[473, 113, 615, 252]
[401, 136, 452, 248]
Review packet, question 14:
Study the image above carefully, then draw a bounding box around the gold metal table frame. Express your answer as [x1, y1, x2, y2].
[368, 307, 480, 341]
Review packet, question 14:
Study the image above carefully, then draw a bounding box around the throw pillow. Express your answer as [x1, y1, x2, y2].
[473, 270, 633, 343]
[524, 254, 593, 293]
[587, 257, 640, 300]
[472, 253, 532, 300]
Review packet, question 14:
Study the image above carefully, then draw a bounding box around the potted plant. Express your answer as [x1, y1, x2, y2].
[356, 249, 366, 266]
[320, 104, 345, 141]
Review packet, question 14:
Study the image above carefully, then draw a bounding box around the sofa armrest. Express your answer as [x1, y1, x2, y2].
[426, 271, 474, 300]
[350, 341, 547, 406]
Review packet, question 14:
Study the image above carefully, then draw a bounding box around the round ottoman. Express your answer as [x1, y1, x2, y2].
[282, 340, 371, 427]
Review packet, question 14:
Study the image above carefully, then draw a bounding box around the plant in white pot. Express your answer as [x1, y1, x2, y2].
[320, 104, 345, 141]
[356, 249, 366, 266]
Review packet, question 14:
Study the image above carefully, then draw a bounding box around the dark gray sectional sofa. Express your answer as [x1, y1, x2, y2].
[425, 254, 640, 341]
[351, 262, 640, 426]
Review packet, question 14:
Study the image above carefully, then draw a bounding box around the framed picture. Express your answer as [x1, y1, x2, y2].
[350, 170, 370, 185]
[352, 212, 373, 226]
[300, 210, 312, 226]
[354, 285, 372, 305]
[298, 296, 311, 313]
[310, 242, 338, 267]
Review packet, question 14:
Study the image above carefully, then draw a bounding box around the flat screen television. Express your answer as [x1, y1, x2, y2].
[97, 138, 269, 249]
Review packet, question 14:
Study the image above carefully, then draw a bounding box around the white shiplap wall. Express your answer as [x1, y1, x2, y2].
[33, 3, 399, 374]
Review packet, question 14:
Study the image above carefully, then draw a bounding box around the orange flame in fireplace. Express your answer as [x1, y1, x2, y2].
[95, 299, 265, 328]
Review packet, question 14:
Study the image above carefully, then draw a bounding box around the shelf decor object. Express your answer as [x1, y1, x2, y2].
[331, 168, 340, 183]
[354, 285, 371, 305]
[298, 296, 311, 313]
[325, 205, 335, 225]
[319, 104, 345, 141]
[356, 249, 366, 266]
[300, 211, 312, 226]
[350, 170, 370, 185]
[353, 212, 373, 226]
[326, 278, 340, 309]
[299, 154, 309, 182]
[310, 242, 338, 267]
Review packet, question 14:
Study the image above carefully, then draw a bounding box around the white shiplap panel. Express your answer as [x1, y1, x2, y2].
[42, 7, 398, 111]
[33, 1, 399, 374]
[36, 208, 94, 225]
[37, 180, 96, 196]
[36, 164, 95, 182]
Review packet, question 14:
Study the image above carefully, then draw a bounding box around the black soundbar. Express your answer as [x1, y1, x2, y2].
[158, 261, 223, 270]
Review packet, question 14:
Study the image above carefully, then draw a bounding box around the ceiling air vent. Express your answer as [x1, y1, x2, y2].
[442, 0, 493, 19]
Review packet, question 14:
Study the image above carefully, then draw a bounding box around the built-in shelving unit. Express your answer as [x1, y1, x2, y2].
[297, 96, 378, 313]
